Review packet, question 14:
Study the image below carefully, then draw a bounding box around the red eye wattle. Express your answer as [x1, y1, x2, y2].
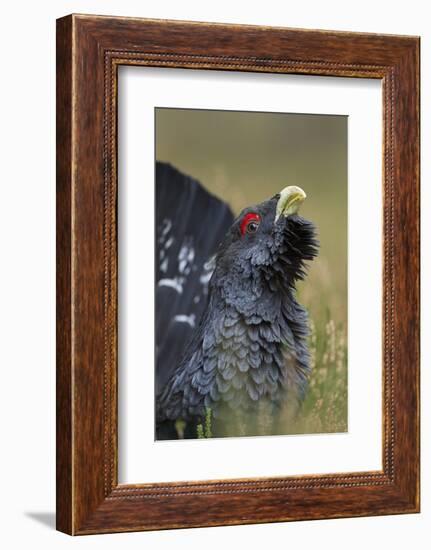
[240, 212, 261, 236]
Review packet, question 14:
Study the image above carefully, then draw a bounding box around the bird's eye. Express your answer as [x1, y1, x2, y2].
[240, 212, 261, 236]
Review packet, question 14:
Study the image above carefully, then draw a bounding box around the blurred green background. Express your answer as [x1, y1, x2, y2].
[156, 108, 348, 434]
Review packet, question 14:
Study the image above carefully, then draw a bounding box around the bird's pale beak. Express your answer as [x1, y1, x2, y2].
[275, 186, 307, 222]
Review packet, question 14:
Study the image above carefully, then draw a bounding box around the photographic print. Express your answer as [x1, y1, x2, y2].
[155, 108, 347, 440]
[57, 16, 420, 533]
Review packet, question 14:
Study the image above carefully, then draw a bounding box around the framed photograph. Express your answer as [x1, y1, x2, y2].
[56, 14, 420, 534]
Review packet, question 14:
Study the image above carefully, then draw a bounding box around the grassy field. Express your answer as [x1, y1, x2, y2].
[156, 107, 348, 436]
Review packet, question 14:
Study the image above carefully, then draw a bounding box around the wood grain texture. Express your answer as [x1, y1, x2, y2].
[56, 14, 420, 535]
[56, 16, 73, 535]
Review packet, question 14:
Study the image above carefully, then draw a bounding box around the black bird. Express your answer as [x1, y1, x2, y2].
[155, 163, 318, 438]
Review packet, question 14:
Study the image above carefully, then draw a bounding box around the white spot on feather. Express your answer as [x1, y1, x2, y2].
[178, 239, 195, 274]
[158, 277, 183, 294]
[199, 255, 216, 295]
[160, 258, 168, 273]
[161, 219, 172, 236]
[174, 314, 196, 328]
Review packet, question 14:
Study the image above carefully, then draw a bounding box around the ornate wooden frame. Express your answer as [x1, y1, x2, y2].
[56, 14, 420, 534]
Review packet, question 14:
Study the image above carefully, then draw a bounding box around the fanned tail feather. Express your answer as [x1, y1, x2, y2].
[155, 162, 234, 436]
